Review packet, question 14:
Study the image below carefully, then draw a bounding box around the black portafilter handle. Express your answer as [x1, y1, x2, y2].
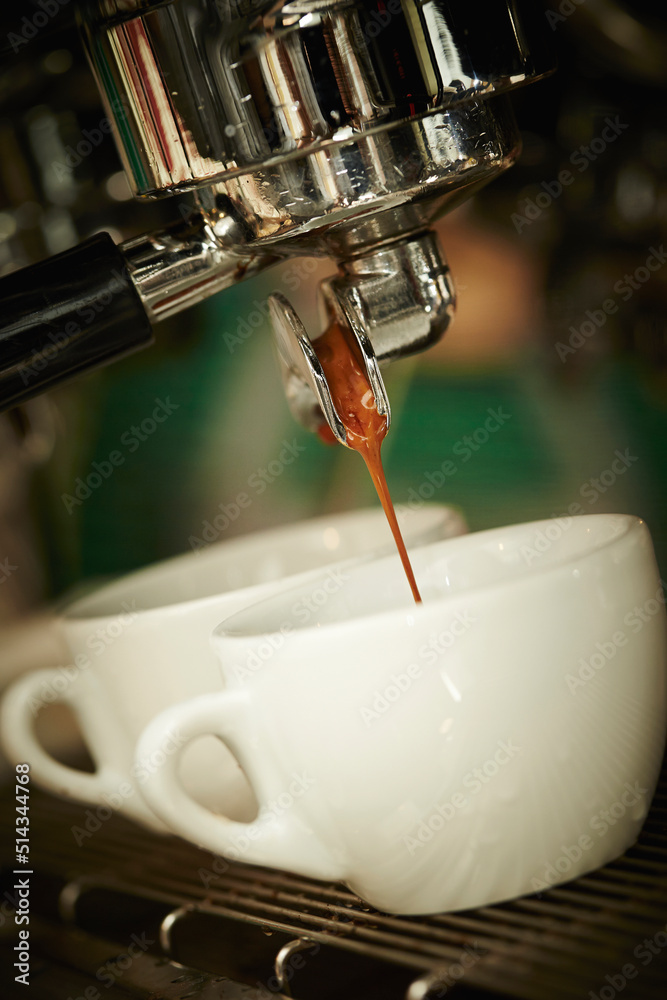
[0, 232, 153, 413]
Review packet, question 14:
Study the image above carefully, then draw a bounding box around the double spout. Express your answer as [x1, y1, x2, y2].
[123, 211, 454, 441]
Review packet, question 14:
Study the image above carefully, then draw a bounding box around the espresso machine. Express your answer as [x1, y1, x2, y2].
[0, 0, 552, 440]
[2, 5, 667, 1000]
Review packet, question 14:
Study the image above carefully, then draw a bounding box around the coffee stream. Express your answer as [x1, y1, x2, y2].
[313, 322, 422, 604]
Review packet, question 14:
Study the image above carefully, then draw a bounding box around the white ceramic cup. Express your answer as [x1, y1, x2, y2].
[0, 505, 465, 829]
[137, 514, 666, 914]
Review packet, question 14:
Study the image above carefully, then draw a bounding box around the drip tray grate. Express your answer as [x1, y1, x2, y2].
[2, 765, 667, 999]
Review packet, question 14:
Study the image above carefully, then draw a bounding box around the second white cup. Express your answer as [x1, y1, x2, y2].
[1, 504, 465, 829]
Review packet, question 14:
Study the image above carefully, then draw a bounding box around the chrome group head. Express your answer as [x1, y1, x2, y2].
[80, 0, 552, 437]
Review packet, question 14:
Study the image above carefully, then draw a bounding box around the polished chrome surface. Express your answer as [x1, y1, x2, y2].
[325, 231, 455, 360]
[273, 938, 319, 992]
[118, 85, 515, 334]
[76, 0, 551, 435]
[120, 209, 282, 322]
[159, 903, 197, 957]
[196, 95, 520, 257]
[79, 0, 551, 197]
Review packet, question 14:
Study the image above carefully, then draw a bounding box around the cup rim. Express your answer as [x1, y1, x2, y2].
[214, 513, 643, 642]
[62, 504, 464, 622]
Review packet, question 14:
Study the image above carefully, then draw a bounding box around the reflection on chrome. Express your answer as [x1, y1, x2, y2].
[78, 1, 552, 432]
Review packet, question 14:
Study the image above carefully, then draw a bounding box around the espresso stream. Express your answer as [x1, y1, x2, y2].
[313, 321, 422, 603]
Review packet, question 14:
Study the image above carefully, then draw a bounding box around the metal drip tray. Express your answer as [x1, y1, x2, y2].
[2, 761, 667, 999]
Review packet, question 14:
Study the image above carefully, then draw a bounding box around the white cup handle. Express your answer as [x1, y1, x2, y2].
[1, 669, 124, 805]
[137, 691, 340, 881]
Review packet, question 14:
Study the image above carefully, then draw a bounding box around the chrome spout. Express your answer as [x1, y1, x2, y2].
[268, 229, 454, 438]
